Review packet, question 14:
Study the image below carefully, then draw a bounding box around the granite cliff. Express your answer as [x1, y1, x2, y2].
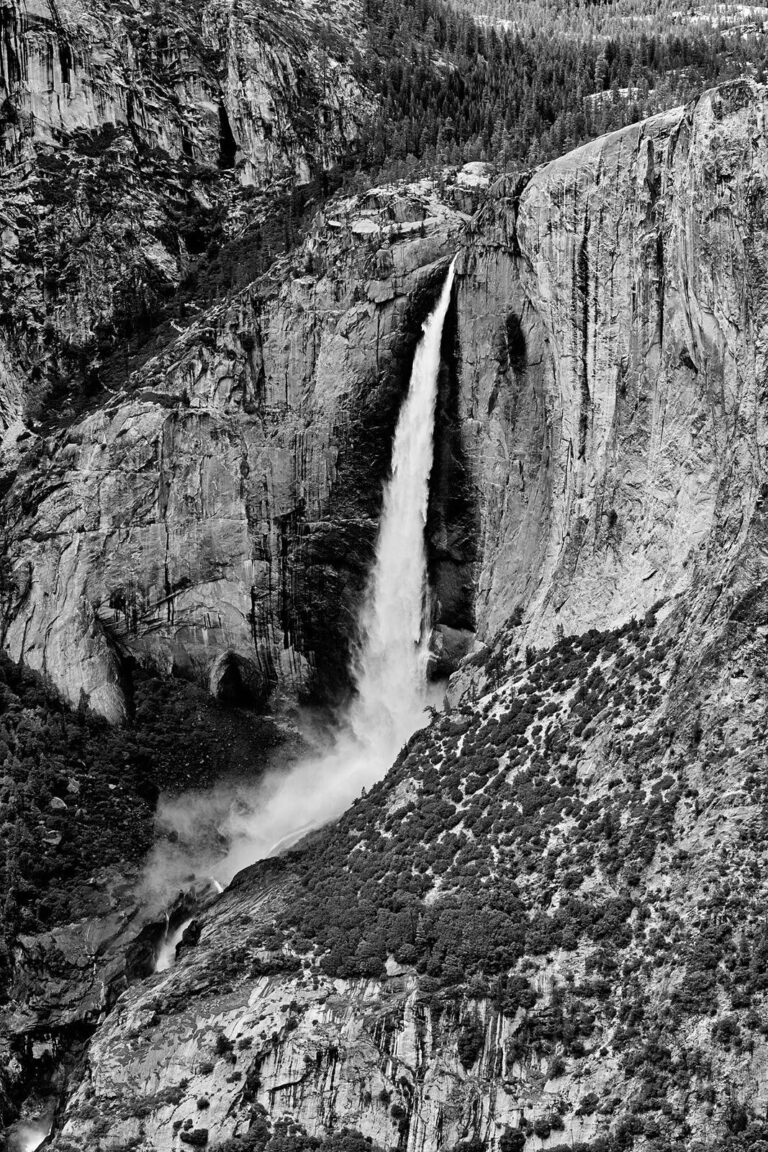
[0, 180, 469, 720]
[3, 80, 767, 725]
[4, 78, 768, 1152]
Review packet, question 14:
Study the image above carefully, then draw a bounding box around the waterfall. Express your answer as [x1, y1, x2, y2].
[223, 257, 457, 872]
[347, 256, 457, 760]
[154, 917, 193, 973]
[147, 258, 457, 895]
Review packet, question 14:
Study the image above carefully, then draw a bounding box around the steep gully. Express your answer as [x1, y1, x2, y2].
[152, 257, 458, 970]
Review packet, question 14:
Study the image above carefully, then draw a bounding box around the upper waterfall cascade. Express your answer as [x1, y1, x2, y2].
[347, 256, 458, 758]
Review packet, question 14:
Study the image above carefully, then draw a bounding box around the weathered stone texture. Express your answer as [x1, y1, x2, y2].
[1, 187, 466, 718]
[458, 85, 768, 653]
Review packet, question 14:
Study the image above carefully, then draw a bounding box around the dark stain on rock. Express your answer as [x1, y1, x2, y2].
[576, 217, 591, 460]
[218, 104, 238, 170]
[427, 279, 478, 640]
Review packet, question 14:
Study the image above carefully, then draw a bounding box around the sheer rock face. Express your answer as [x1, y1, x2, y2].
[0, 0, 369, 181]
[458, 82, 768, 654]
[5, 81, 767, 723]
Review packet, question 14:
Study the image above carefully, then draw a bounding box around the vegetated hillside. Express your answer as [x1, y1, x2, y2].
[248, 596, 768, 1149]
[452, 0, 768, 37]
[43, 594, 768, 1152]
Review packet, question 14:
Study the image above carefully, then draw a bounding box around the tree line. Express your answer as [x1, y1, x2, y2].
[358, 0, 768, 179]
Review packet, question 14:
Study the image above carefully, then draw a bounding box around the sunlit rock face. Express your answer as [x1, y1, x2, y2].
[455, 81, 768, 654]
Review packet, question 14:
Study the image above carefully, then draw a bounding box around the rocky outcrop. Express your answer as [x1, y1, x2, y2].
[0, 0, 373, 432]
[44, 864, 607, 1152]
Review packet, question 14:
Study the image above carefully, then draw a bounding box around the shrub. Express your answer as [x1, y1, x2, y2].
[180, 1132, 209, 1148]
[457, 1017, 486, 1068]
[499, 1132, 526, 1152]
[577, 1091, 599, 1117]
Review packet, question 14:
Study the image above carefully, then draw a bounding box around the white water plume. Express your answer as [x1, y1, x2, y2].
[146, 257, 457, 897]
[8, 1114, 53, 1152]
[155, 917, 193, 973]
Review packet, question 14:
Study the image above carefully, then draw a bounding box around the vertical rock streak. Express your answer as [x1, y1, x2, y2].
[348, 258, 457, 760]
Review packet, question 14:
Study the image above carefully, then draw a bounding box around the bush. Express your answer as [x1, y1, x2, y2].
[499, 1132, 526, 1152]
[457, 1017, 486, 1068]
[180, 1132, 209, 1148]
